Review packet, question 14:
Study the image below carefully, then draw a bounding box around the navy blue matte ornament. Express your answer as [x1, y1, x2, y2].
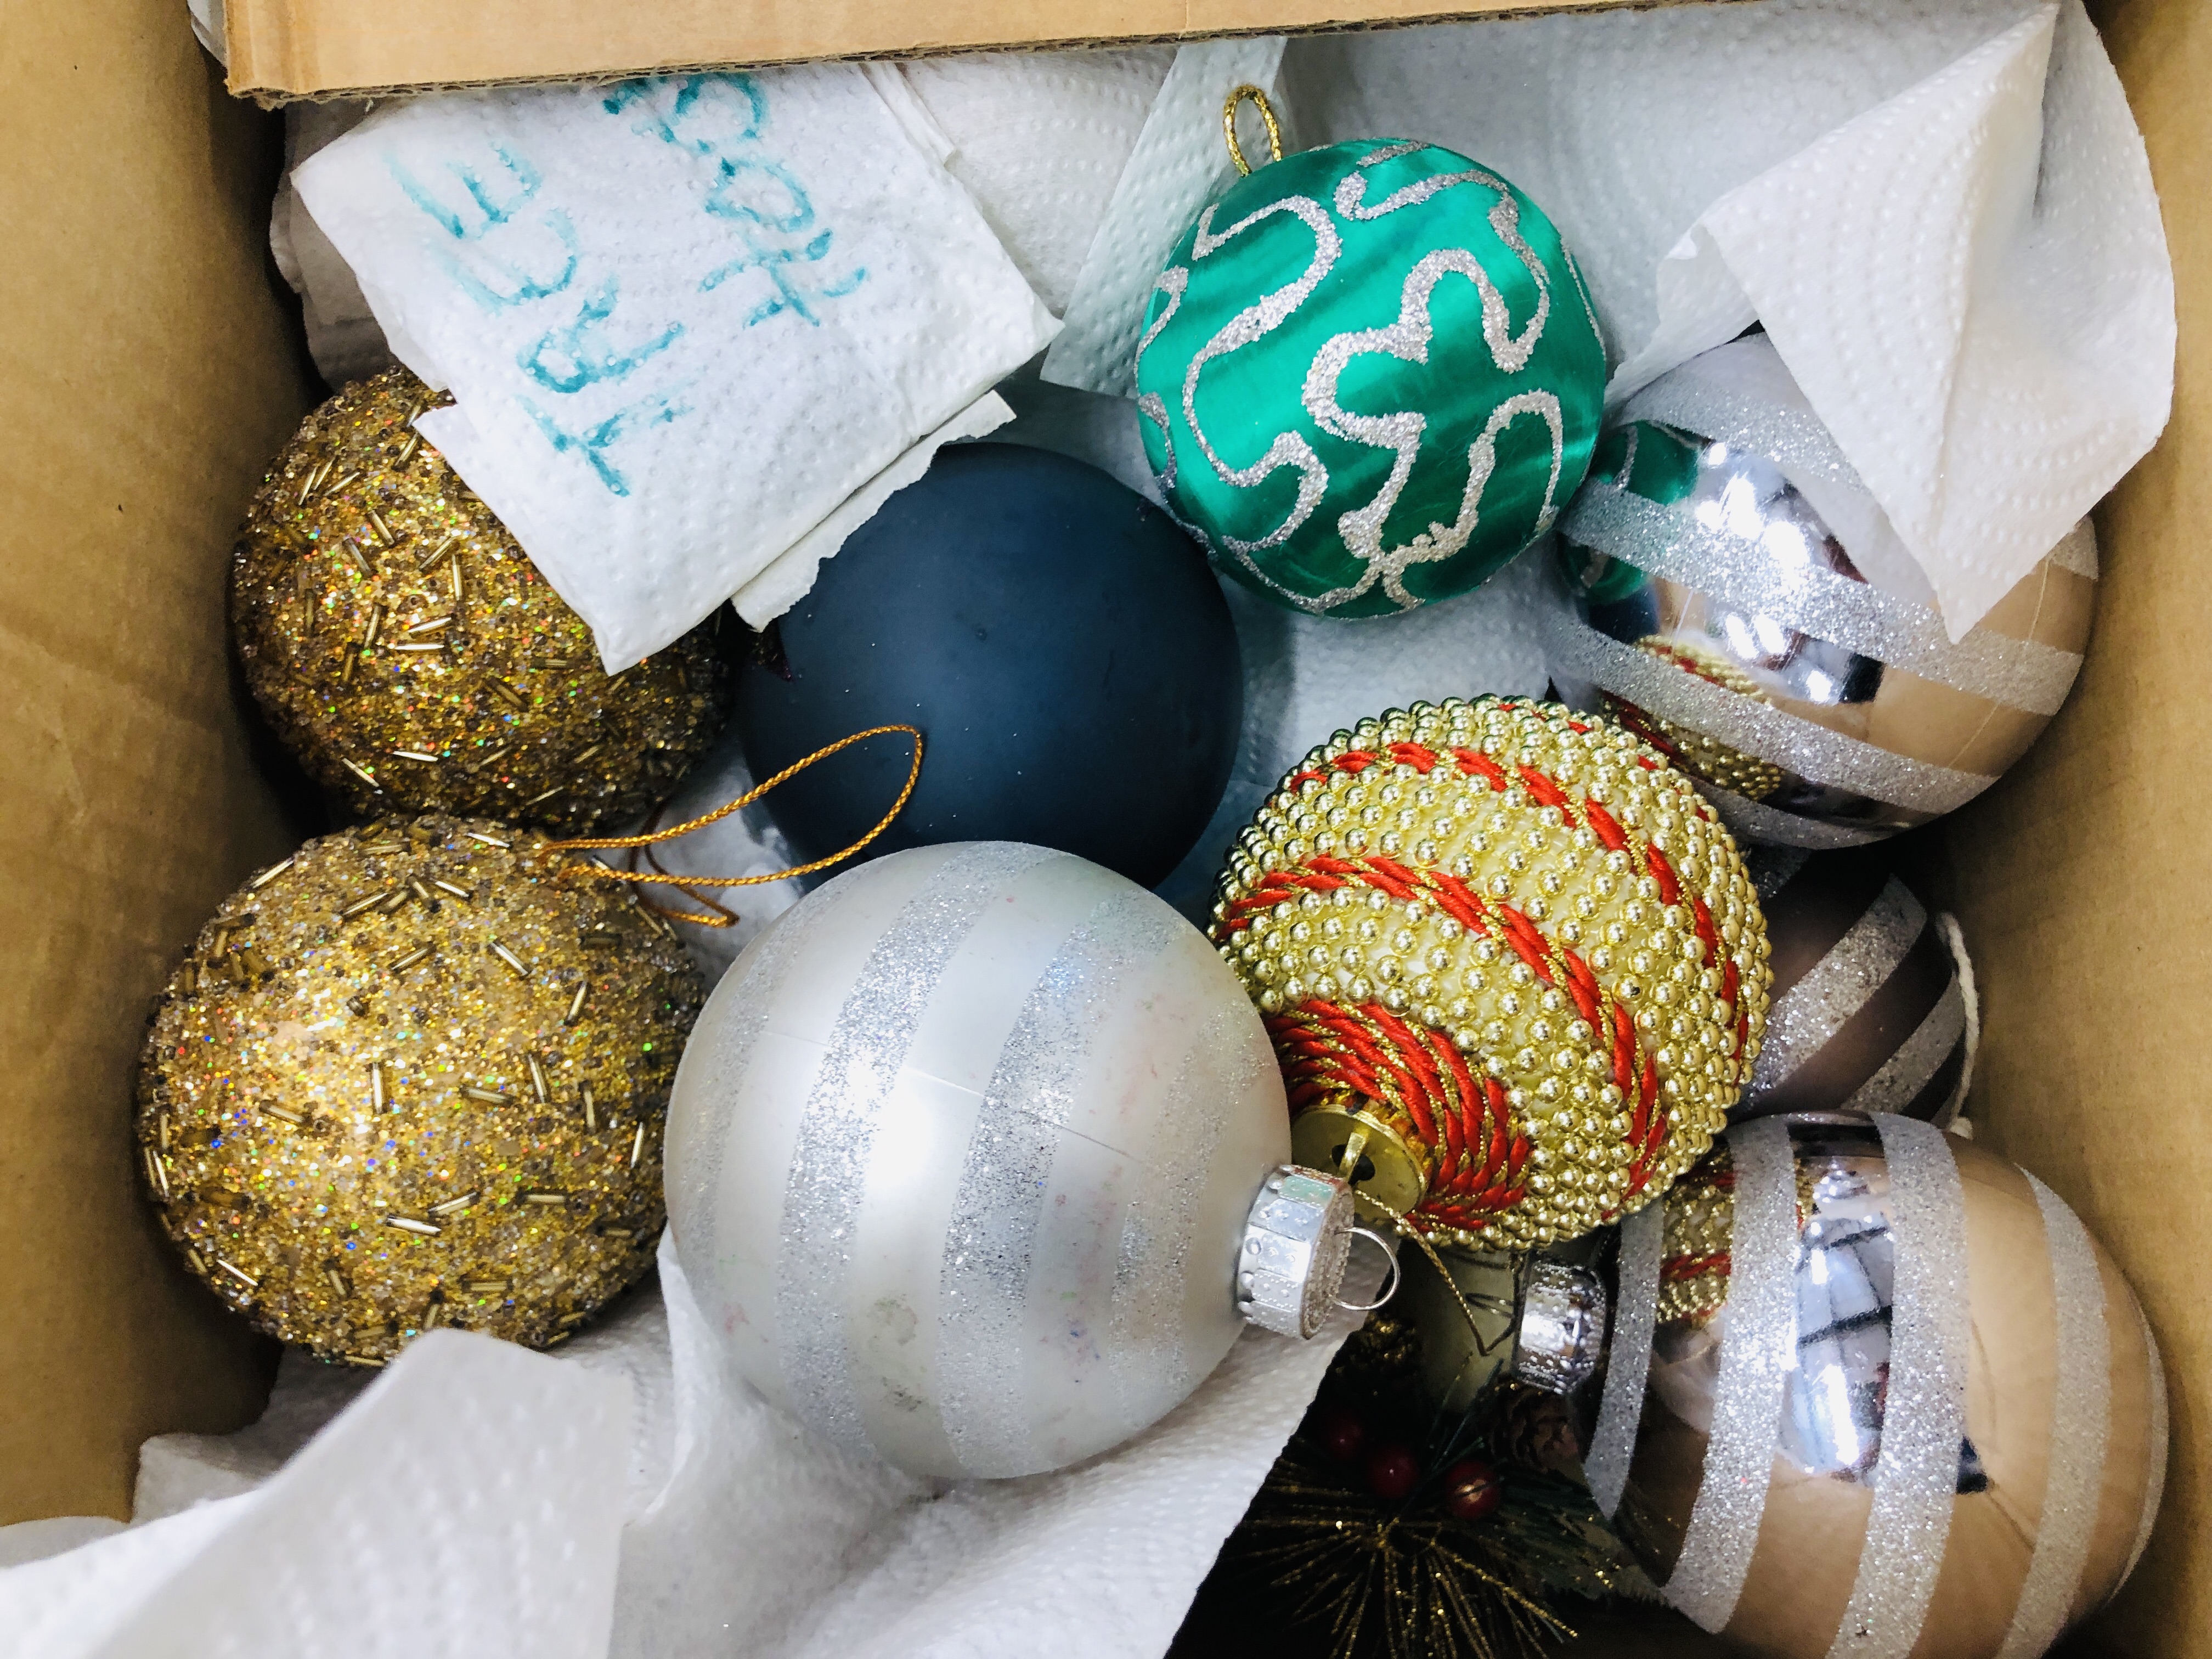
[736, 443, 1243, 888]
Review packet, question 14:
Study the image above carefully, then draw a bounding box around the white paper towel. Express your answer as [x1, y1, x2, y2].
[1276, 0, 2171, 637]
[1, 1331, 633, 1659]
[296, 69, 1060, 672]
[2, 1235, 1362, 1659]
[1042, 37, 1289, 397]
[899, 48, 1177, 318]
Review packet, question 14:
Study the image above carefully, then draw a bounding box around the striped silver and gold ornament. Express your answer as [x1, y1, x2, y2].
[1546, 336, 2095, 849]
[1584, 1112, 2166, 1658]
[1734, 848, 1974, 1125]
[664, 841, 1363, 1480]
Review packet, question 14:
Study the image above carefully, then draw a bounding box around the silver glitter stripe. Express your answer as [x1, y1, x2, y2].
[1664, 1115, 1797, 1633]
[1547, 615, 1993, 815]
[1826, 1115, 1970, 1659]
[775, 844, 1056, 1457]
[673, 905, 817, 1271]
[1751, 879, 1927, 1094]
[1997, 1175, 2114, 1658]
[1702, 783, 1893, 850]
[1108, 1007, 1238, 1431]
[1562, 488, 2083, 715]
[1621, 371, 1867, 496]
[2050, 518, 2099, 580]
[1587, 1198, 1663, 1517]
[1839, 981, 1966, 1118]
[938, 891, 1178, 1474]
[2119, 1301, 2168, 1593]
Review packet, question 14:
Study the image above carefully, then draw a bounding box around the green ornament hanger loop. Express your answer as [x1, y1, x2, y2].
[1222, 83, 1285, 177]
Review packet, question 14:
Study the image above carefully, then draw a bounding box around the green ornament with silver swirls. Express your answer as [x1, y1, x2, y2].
[1135, 138, 1608, 618]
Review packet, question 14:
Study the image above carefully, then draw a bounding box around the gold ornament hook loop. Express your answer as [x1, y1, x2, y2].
[1222, 83, 1284, 177]
[542, 723, 924, 927]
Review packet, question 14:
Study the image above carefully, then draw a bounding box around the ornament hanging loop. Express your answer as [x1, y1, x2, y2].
[542, 723, 923, 927]
[1335, 1226, 1404, 1313]
[1222, 84, 1284, 177]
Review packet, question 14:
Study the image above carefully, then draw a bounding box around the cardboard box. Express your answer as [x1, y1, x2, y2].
[219, 0, 1628, 105]
[3, 0, 2203, 1652]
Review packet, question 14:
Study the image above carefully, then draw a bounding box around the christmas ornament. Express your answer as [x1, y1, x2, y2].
[1737, 848, 1974, 1124]
[1590, 1111, 2168, 1658]
[1178, 1312, 1651, 1659]
[134, 814, 706, 1363]
[735, 442, 1241, 889]
[1547, 335, 2097, 848]
[664, 840, 1374, 1480]
[231, 367, 731, 836]
[1210, 695, 1773, 1250]
[1443, 1457, 1505, 1522]
[1134, 93, 1607, 618]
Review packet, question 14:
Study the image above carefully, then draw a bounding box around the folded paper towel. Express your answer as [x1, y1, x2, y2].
[1275, 0, 2170, 637]
[296, 69, 1060, 672]
[269, 100, 395, 387]
[898, 48, 1177, 319]
[2, 1237, 1366, 1659]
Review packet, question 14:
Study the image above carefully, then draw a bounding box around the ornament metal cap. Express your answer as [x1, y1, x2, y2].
[1237, 1165, 1361, 1340]
[1511, 1260, 1610, 1395]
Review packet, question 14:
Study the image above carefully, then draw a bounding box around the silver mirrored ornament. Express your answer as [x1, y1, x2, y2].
[1584, 1111, 2166, 1658]
[1546, 337, 2096, 848]
[665, 842, 1358, 1480]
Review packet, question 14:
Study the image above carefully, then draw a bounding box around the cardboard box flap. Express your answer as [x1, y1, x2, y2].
[222, 0, 1642, 104]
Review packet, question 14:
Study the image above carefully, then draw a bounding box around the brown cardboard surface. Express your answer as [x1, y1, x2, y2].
[1931, 1, 2212, 1651]
[0, 0, 319, 1521]
[221, 0, 1681, 104]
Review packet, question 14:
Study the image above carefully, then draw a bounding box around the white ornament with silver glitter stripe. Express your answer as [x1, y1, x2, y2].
[1545, 336, 2095, 849]
[664, 842, 1360, 1480]
[1605, 1110, 2166, 1657]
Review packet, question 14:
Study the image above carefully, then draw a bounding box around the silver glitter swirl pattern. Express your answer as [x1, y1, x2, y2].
[1586, 1197, 1663, 1517]
[1183, 194, 1341, 571]
[1546, 613, 1991, 815]
[1839, 983, 1966, 1118]
[1562, 488, 2084, 715]
[1996, 1174, 2114, 1658]
[936, 891, 1180, 1474]
[1752, 879, 1927, 1094]
[2119, 1300, 2169, 1593]
[774, 843, 1056, 1457]
[1824, 1115, 1970, 1659]
[1664, 1115, 1799, 1633]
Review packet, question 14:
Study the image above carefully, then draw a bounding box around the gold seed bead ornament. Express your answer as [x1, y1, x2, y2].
[135, 814, 706, 1363]
[230, 366, 730, 836]
[1210, 696, 1772, 1249]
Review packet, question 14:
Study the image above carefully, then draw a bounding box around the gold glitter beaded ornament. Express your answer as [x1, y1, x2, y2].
[134, 814, 706, 1363]
[230, 367, 730, 836]
[1210, 696, 1771, 1249]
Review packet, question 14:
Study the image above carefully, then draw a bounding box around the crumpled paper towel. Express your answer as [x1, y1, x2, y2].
[1, 1330, 634, 1659]
[1, 1235, 1364, 1659]
[897, 48, 1177, 318]
[295, 68, 1059, 671]
[1155, 548, 1552, 922]
[1276, 0, 2171, 637]
[1042, 36, 1289, 398]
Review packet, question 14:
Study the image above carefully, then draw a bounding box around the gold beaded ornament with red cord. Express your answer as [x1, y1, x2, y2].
[1210, 696, 1772, 1249]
